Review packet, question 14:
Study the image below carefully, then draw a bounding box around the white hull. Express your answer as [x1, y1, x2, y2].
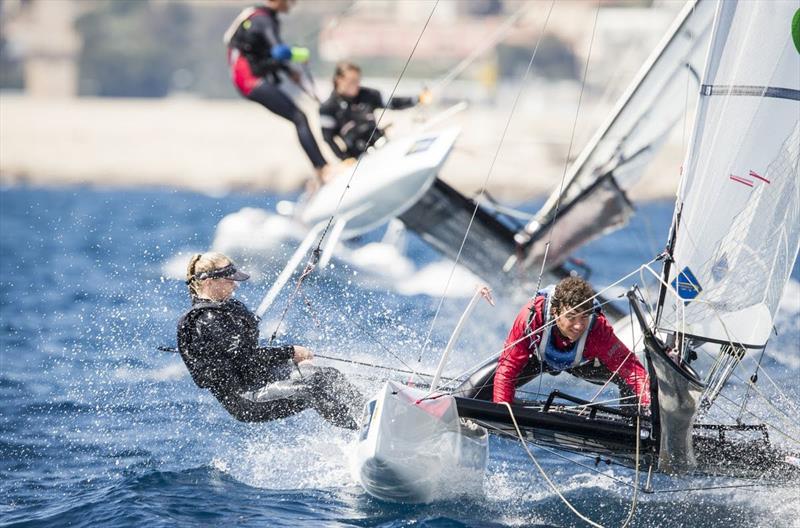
[353, 381, 488, 503]
[298, 128, 460, 239]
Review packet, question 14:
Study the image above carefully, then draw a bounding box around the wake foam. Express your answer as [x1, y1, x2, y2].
[395, 261, 481, 298]
[166, 206, 479, 299]
[212, 417, 357, 490]
[211, 207, 305, 256]
[161, 251, 198, 280]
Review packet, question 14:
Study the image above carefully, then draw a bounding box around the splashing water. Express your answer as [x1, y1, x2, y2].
[1, 187, 798, 527]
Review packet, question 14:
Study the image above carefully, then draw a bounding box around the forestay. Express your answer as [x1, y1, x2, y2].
[658, 0, 800, 348]
[518, 0, 716, 270]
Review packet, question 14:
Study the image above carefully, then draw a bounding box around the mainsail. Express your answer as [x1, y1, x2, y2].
[351, 2, 800, 498]
[516, 0, 716, 271]
[656, 0, 800, 349]
[402, 1, 717, 288]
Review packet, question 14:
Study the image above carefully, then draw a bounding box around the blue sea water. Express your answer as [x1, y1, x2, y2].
[1, 186, 799, 528]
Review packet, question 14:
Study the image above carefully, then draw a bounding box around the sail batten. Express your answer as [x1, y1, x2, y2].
[700, 84, 800, 100]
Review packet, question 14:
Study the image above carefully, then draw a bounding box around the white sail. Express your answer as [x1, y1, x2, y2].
[518, 0, 716, 269]
[658, 0, 800, 348]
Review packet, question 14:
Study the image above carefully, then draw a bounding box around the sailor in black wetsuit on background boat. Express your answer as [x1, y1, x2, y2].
[176, 252, 363, 428]
[319, 61, 432, 160]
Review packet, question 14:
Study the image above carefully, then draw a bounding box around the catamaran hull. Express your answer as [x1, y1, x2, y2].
[298, 128, 460, 239]
[454, 395, 800, 481]
[353, 381, 488, 503]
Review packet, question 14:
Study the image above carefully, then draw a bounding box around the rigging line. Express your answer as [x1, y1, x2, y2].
[412, 0, 557, 371]
[267, 256, 318, 345]
[628, 213, 660, 267]
[719, 394, 800, 445]
[619, 415, 641, 528]
[582, 330, 647, 414]
[638, 262, 798, 419]
[298, 0, 359, 45]
[313, 353, 453, 382]
[700, 343, 799, 433]
[430, 305, 578, 393]
[433, 259, 658, 397]
[683, 292, 800, 419]
[695, 342, 799, 433]
[313, 1, 440, 253]
[501, 402, 607, 528]
[297, 284, 427, 378]
[536, 440, 646, 490]
[532, 1, 601, 295]
[648, 483, 784, 494]
[748, 356, 800, 417]
[426, 257, 661, 403]
[634, 200, 666, 265]
[264, 1, 439, 342]
[427, 293, 626, 401]
[514, 389, 559, 400]
[480, 422, 644, 492]
[429, 1, 530, 97]
[637, 266, 657, 319]
[713, 391, 800, 446]
[496, 413, 646, 524]
[700, 395, 767, 437]
[564, 395, 640, 410]
[533, 2, 601, 402]
[500, 420, 794, 494]
[736, 341, 766, 423]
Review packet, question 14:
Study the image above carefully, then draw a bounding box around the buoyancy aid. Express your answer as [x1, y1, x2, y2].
[527, 285, 601, 370]
[319, 89, 386, 158]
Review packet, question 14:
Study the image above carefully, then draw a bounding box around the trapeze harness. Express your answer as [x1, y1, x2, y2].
[176, 297, 363, 428]
[176, 298, 293, 391]
[319, 88, 417, 160]
[225, 5, 286, 90]
[223, 5, 327, 169]
[177, 300, 222, 389]
[528, 286, 601, 371]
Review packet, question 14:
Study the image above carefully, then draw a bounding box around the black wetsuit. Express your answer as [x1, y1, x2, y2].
[319, 87, 417, 160]
[177, 296, 362, 428]
[226, 5, 327, 169]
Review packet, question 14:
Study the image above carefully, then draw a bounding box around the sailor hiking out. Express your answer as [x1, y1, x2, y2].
[489, 276, 650, 408]
[224, 0, 330, 184]
[177, 252, 363, 428]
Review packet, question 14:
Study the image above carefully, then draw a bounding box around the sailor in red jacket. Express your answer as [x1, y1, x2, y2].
[493, 276, 650, 409]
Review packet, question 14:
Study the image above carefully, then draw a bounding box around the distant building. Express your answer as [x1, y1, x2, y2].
[1, 0, 82, 97]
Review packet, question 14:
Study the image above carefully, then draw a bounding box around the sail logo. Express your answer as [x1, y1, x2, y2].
[672, 266, 702, 303]
[729, 169, 770, 188]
